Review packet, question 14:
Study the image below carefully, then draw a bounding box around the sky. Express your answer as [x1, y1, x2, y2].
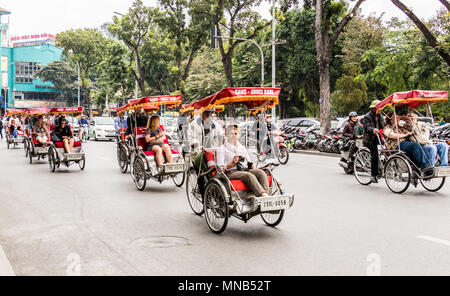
[0, 0, 445, 37]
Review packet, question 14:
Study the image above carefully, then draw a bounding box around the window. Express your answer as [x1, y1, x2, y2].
[15, 61, 41, 84]
[22, 91, 57, 101]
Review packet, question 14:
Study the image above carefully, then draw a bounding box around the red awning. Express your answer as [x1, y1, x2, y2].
[376, 90, 448, 113]
[49, 107, 84, 114]
[128, 95, 182, 109]
[26, 108, 50, 115]
[191, 88, 280, 113]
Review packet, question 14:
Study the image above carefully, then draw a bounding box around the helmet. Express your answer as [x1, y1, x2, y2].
[349, 112, 358, 118]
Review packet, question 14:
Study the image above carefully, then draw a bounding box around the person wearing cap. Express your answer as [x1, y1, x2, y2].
[188, 107, 221, 154]
[342, 112, 359, 162]
[362, 100, 385, 183]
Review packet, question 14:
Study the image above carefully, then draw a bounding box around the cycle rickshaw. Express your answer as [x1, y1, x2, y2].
[47, 107, 86, 172]
[184, 87, 295, 234]
[116, 102, 159, 174]
[126, 95, 187, 191]
[5, 109, 26, 149]
[24, 108, 51, 164]
[354, 90, 449, 194]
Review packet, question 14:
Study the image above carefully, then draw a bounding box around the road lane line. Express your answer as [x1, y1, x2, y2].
[417, 235, 450, 247]
[97, 156, 112, 161]
[0, 245, 15, 276]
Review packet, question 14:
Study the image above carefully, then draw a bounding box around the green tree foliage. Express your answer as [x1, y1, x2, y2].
[331, 75, 368, 115]
[35, 60, 77, 99]
[56, 28, 108, 116]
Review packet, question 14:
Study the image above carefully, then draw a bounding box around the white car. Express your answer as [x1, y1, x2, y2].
[91, 117, 116, 141]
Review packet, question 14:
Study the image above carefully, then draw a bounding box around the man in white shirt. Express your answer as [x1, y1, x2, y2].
[217, 124, 269, 197]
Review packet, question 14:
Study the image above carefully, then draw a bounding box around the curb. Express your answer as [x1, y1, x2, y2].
[292, 150, 340, 158]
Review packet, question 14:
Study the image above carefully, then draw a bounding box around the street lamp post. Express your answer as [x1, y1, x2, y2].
[213, 35, 265, 87]
[272, 0, 276, 120]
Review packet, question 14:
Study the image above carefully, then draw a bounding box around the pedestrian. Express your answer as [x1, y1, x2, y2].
[362, 100, 384, 183]
[0, 115, 3, 140]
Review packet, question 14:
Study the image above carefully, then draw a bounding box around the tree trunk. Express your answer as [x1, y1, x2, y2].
[135, 48, 146, 96]
[319, 62, 331, 135]
[223, 53, 234, 88]
[391, 0, 450, 67]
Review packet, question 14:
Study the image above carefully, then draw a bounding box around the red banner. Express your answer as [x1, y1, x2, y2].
[49, 107, 84, 114]
[192, 88, 280, 112]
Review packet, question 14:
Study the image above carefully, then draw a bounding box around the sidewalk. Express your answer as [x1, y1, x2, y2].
[292, 149, 340, 158]
[0, 245, 15, 276]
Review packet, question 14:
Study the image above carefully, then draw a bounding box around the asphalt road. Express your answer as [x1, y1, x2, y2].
[0, 139, 449, 276]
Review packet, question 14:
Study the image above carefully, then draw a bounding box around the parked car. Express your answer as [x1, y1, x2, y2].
[90, 117, 116, 141]
[282, 117, 320, 133]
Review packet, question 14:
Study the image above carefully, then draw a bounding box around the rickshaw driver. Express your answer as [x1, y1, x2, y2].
[362, 100, 384, 183]
[188, 107, 221, 154]
[125, 108, 148, 140]
[32, 115, 49, 146]
[404, 112, 448, 167]
[217, 125, 270, 198]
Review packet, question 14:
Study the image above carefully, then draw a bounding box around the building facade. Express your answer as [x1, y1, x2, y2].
[0, 7, 64, 114]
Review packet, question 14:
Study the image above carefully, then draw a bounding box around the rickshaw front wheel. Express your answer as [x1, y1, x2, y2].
[173, 171, 185, 187]
[133, 156, 147, 191]
[186, 167, 203, 216]
[204, 182, 229, 234]
[261, 210, 285, 227]
[384, 156, 411, 194]
[79, 155, 86, 171]
[420, 177, 446, 192]
[48, 147, 56, 173]
[118, 145, 129, 174]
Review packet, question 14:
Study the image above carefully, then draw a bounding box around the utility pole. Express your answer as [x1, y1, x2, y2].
[272, 0, 276, 121]
[77, 62, 80, 107]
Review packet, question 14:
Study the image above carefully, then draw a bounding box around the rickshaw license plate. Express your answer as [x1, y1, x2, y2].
[260, 196, 290, 212]
[165, 163, 184, 173]
[67, 154, 82, 161]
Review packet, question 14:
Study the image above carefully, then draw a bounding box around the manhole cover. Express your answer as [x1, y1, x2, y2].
[131, 236, 190, 248]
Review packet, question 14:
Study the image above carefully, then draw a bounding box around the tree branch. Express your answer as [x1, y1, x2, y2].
[391, 0, 450, 67]
[330, 0, 366, 47]
[438, 0, 450, 11]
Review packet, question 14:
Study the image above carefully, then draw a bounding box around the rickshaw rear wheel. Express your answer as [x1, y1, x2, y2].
[79, 155, 86, 171]
[48, 147, 56, 173]
[133, 156, 147, 191]
[186, 167, 204, 216]
[354, 149, 372, 186]
[117, 145, 129, 174]
[384, 156, 411, 194]
[261, 210, 285, 227]
[6, 139, 9, 149]
[29, 149, 33, 164]
[204, 182, 228, 234]
[420, 177, 445, 192]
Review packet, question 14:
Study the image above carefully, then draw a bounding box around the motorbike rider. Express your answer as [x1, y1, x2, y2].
[362, 100, 384, 183]
[78, 114, 90, 140]
[125, 108, 148, 140]
[114, 112, 128, 138]
[342, 112, 359, 162]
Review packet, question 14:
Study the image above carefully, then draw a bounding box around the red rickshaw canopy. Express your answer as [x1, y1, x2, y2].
[191, 88, 281, 113]
[49, 107, 84, 114]
[128, 95, 182, 110]
[26, 108, 50, 115]
[6, 109, 26, 116]
[376, 90, 448, 113]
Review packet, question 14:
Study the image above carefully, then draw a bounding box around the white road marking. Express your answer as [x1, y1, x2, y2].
[0, 245, 15, 276]
[96, 156, 112, 161]
[417, 235, 450, 247]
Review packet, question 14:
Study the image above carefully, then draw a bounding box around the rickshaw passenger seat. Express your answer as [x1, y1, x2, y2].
[135, 126, 180, 157]
[203, 148, 272, 190]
